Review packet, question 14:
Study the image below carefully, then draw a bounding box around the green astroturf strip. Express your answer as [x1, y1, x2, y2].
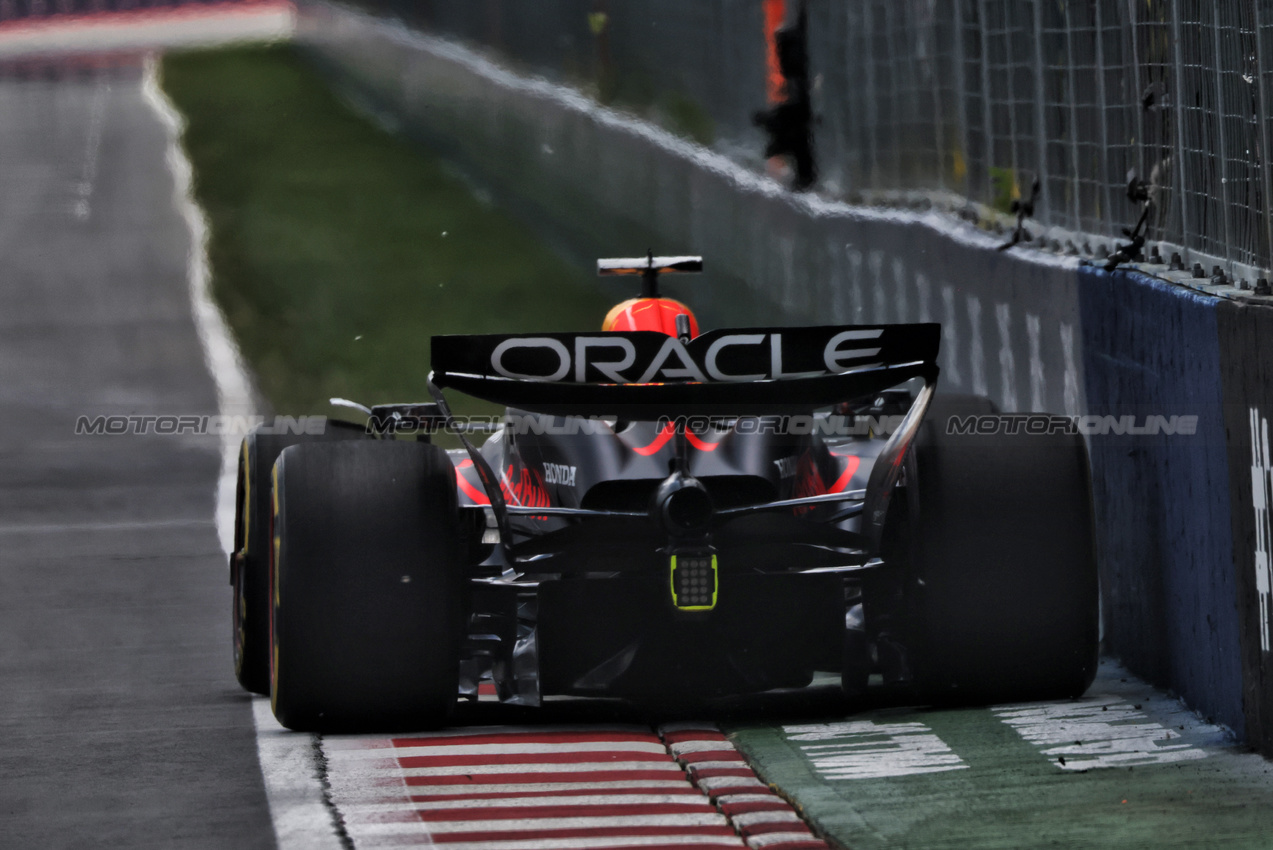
[160, 44, 612, 418]
[727, 668, 1273, 849]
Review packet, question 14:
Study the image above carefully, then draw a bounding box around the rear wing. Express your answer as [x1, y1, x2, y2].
[428, 322, 940, 555]
[430, 323, 940, 417]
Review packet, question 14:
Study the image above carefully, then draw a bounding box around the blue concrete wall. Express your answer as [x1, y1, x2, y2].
[1078, 267, 1242, 733]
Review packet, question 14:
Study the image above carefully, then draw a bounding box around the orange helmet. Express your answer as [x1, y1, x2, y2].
[603, 297, 699, 338]
[596, 254, 703, 338]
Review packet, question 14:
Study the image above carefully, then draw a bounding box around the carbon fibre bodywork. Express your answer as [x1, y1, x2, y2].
[418, 323, 941, 705]
[454, 413, 883, 700]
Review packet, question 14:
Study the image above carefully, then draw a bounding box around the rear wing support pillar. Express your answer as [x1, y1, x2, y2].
[860, 367, 938, 554]
[427, 375, 512, 546]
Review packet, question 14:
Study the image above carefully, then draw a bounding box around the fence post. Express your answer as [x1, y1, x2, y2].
[1171, 0, 1192, 259]
[1211, 2, 1234, 267]
[978, 0, 994, 204]
[931, 6, 947, 192]
[862, 1, 879, 188]
[1255, 0, 1273, 272]
[882, 0, 902, 187]
[1064, 3, 1082, 229]
[1094, 0, 1115, 236]
[1032, 0, 1050, 227]
[1004, 4, 1020, 184]
[952, 0, 972, 198]
[1125, 0, 1146, 223]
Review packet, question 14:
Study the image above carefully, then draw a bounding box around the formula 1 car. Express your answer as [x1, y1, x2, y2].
[230, 255, 1099, 732]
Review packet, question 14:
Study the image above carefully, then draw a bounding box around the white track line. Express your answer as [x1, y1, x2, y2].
[73, 79, 109, 221]
[143, 55, 341, 850]
[141, 54, 254, 557]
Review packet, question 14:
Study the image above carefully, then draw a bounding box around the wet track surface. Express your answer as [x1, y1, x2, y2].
[7, 51, 1273, 850]
[0, 65, 273, 847]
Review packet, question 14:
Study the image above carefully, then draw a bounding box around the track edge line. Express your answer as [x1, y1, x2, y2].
[143, 54, 340, 850]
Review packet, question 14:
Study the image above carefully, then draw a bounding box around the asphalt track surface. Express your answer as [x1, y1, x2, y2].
[0, 64, 274, 847]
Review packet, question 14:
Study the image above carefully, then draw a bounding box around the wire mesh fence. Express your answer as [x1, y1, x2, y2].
[810, 0, 1273, 275]
[9, 0, 1262, 274]
[332, 0, 1273, 276]
[336, 0, 1268, 275]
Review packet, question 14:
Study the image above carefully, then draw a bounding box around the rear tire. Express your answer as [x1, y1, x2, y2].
[901, 395, 1099, 704]
[269, 440, 463, 732]
[231, 422, 368, 695]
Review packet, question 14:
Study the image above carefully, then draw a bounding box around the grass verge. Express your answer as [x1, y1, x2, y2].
[160, 44, 611, 418]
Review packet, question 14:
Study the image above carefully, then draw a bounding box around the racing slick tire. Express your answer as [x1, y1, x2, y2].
[269, 440, 463, 732]
[902, 394, 1099, 704]
[231, 422, 368, 695]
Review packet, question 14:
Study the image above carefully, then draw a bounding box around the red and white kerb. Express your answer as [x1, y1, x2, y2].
[320, 721, 829, 850]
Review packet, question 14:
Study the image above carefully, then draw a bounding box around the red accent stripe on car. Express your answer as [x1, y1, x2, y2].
[633, 425, 724, 455]
[827, 454, 861, 493]
[632, 424, 676, 456]
[454, 465, 490, 505]
[685, 431, 723, 452]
